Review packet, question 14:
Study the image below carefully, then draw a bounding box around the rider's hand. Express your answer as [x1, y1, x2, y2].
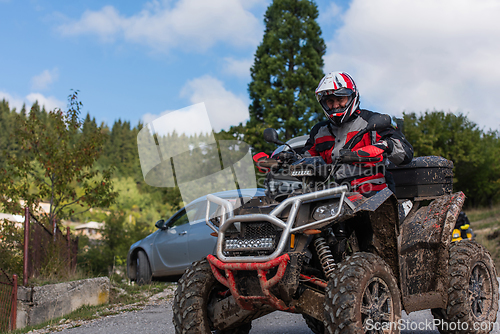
[373, 139, 393, 154]
[353, 145, 384, 167]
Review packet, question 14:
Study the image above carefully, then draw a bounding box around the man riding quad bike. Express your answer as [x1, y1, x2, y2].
[172, 73, 499, 334]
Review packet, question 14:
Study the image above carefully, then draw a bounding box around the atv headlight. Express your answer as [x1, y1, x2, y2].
[224, 237, 275, 251]
[313, 201, 341, 221]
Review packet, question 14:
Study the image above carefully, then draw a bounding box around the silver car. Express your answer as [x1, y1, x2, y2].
[127, 188, 265, 284]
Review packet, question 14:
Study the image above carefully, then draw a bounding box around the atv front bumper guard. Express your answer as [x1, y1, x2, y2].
[207, 253, 292, 311]
[205, 185, 348, 263]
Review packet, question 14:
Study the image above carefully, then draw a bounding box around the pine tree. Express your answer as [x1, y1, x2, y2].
[246, 0, 326, 153]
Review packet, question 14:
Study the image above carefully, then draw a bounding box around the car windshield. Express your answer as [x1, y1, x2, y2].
[170, 205, 200, 227]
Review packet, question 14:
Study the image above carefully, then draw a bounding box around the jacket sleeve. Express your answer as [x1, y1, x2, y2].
[375, 125, 413, 165]
[300, 123, 322, 157]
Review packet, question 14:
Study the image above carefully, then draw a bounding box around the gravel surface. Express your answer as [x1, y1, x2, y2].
[26, 279, 500, 334]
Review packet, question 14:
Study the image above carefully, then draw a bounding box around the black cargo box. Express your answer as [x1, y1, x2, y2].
[387, 156, 453, 199]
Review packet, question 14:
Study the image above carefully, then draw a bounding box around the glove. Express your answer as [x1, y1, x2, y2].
[373, 139, 393, 154]
[253, 152, 270, 173]
[353, 145, 384, 167]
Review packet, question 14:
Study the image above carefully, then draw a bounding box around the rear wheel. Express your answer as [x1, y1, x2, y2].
[172, 258, 252, 334]
[431, 240, 498, 334]
[136, 250, 152, 285]
[324, 252, 401, 334]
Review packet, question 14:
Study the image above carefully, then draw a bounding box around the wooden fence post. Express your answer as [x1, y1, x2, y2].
[23, 207, 29, 287]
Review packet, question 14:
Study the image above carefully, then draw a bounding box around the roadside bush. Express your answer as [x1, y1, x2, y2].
[78, 212, 152, 277]
[0, 219, 23, 278]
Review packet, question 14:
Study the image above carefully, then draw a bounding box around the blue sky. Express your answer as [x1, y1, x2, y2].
[1, 0, 499, 132]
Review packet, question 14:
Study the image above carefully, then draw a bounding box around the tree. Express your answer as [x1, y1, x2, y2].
[245, 0, 326, 153]
[100, 119, 141, 179]
[0, 91, 118, 225]
[403, 111, 500, 207]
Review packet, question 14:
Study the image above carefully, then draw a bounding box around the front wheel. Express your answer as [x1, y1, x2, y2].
[136, 250, 152, 285]
[172, 258, 252, 334]
[324, 252, 402, 334]
[431, 240, 499, 334]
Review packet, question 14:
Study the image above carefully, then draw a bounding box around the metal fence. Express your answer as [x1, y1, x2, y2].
[0, 269, 17, 332]
[26, 213, 78, 279]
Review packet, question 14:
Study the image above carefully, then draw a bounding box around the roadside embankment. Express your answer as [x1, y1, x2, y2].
[16, 277, 110, 329]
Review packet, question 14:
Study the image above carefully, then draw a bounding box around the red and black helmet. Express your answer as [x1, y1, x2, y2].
[315, 71, 360, 125]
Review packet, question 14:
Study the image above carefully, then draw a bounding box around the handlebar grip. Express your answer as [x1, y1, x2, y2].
[339, 152, 381, 163]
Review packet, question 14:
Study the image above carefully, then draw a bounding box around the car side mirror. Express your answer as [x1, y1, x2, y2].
[263, 128, 284, 145]
[155, 219, 166, 229]
[366, 114, 392, 132]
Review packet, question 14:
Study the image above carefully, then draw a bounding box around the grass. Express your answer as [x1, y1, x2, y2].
[1, 279, 174, 334]
[28, 268, 92, 287]
[466, 204, 500, 223]
[466, 204, 500, 270]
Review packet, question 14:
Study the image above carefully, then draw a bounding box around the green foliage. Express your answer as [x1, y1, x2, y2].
[78, 212, 152, 276]
[244, 0, 326, 153]
[0, 219, 24, 277]
[99, 119, 142, 179]
[403, 111, 500, 207]
[0, 92, 118, 225]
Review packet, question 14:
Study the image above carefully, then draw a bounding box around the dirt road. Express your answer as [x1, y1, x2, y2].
[32, 279, 500, 334]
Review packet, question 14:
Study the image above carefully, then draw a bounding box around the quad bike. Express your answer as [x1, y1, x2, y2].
[172, 115, 499, 334]
[451, 211, 475, 242]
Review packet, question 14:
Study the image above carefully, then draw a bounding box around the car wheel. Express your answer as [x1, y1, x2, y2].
[172, 258, 252, 334]
[431, 240, 499, 334]
[136, 250, 152, 285]
[324, 252, 401, 334]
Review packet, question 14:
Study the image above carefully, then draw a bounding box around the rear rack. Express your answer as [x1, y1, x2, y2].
[205, 185, 348, 263]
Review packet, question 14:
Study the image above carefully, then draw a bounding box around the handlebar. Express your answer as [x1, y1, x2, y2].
[337, 150, 382, 164]
[258, 158, 280, 168]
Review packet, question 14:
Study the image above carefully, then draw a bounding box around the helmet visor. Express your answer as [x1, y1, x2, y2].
[331, 87, 353, 96]
[320, 94, 353, 114]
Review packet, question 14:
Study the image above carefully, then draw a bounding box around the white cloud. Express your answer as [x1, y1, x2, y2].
[31, 68, 59, 90]
[180, 75, 249, 131]
[0, 91, 65, 113]
[142, 103, 215, 137]
[324, 0, 500, 130]
[57, 0, 262, 52]
[143, 75, 249, 133]
[223, 57, 253, 78]
[26, 93, 65, 111]
[0, 91, 25, 111]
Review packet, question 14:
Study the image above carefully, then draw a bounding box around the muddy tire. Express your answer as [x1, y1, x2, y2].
[431, 240, 499, 334]
[172, 258, 252, 334]
[136, 250, 152, 285]
[303, 314, 325, 334]
[324, 252, 401, 334]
